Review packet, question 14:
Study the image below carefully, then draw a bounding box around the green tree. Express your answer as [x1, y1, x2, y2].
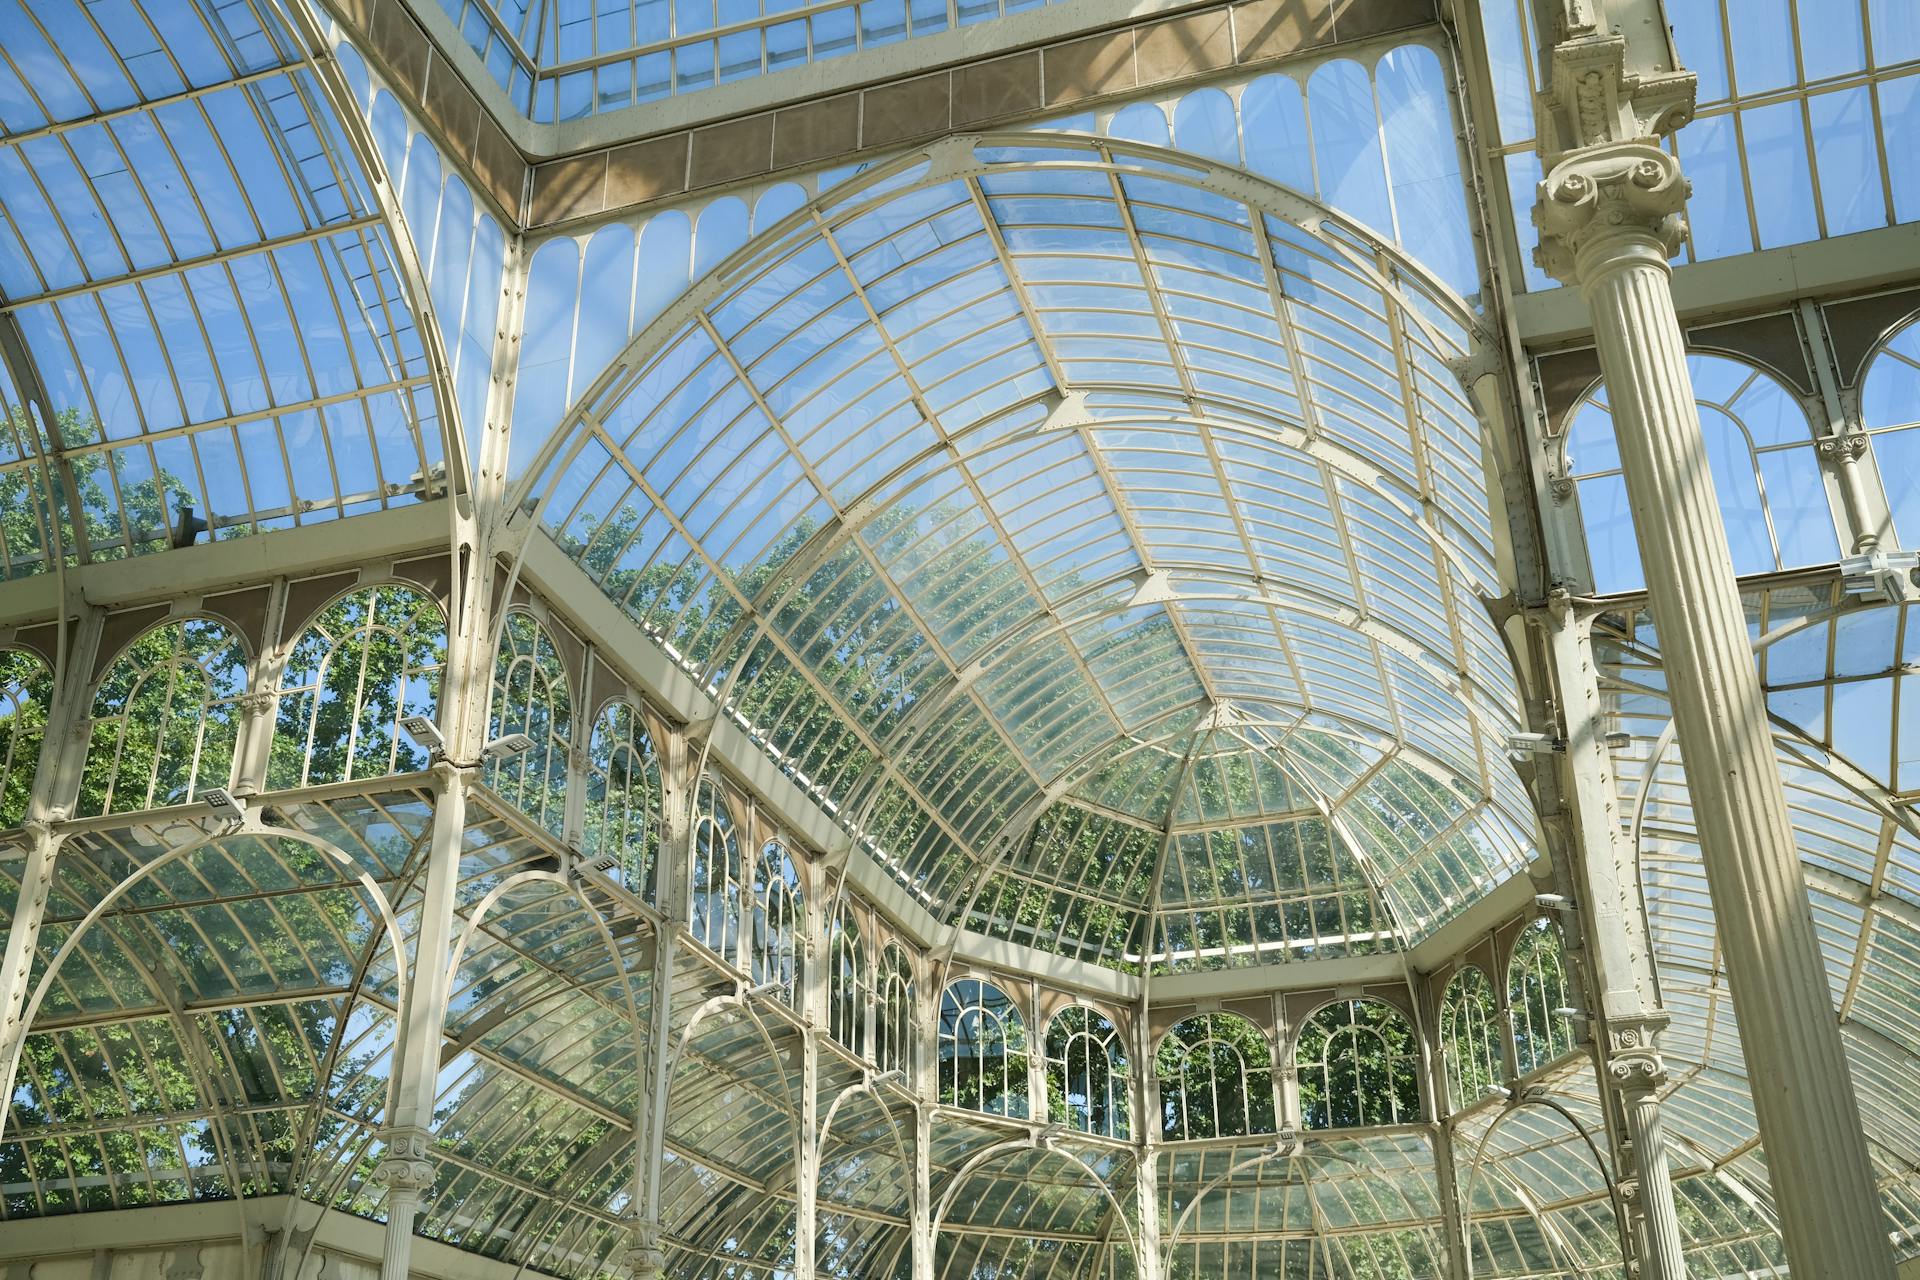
[78, 618, 247, 816]
[0, 648, 53, 827]
[269, 585, 446, 789]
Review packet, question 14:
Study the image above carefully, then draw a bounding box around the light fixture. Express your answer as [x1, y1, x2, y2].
[399, 715, 445, 755]
[1505, 731, 1565, 759]
[744, 979, 787, 1001]
[1534, 893, 1574, 912]
[201, 787, 246, 824]
[482, 732, 536, 761]
[872, 1069, 906, 1088]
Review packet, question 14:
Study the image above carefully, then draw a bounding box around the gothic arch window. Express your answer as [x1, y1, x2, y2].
[487, 610, 571, 836]
[938, 978, 1029, 1119]
[688, 775, 741, 962]
[828, 903, 867, 1057]
[1860, 314, 1920, 546]
[1566, 353, 1837, 593]
[875, 942, 913, 1076]
[1156, 1012, 1275, 1141]
[584, 700, 660, 898]
[79, 618, 248, 816]
[1509, 918, 1578, 1075]
[750, 839, 802, 1005]
[1, 649, 52, 827]
[271, 584, 445, 788]
[1045, 1006, 1130, 1139]
[1440, 966, 1504, 1111]
[1295, 998, 1422, 1130]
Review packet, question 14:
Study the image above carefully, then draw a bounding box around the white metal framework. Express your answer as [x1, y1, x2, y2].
[0, 0, 1917, 1277]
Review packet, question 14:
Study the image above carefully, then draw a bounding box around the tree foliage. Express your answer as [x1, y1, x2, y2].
[1045, 1005, 1129, 1139]
[78, 618, 246, 816]
[1157, 1012, 1274, 1140]
[1295, 999, 1421, 1130]
[1507, 919, 1576, 1076]
[939, 978, 1029, 1118]
[0, 648, 53, 826]
[270, 584, 445, 789]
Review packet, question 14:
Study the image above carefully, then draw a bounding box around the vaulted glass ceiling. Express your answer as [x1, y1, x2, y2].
[0, 0, 445, 579]
[523, 133, 1538, 972]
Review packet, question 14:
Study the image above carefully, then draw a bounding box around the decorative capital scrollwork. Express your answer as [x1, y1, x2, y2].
[628, 1219, 667, 1277]
[1608, 1049, 1667, 1090]
[1534, 144, 1691, 284]
[234, 689, 278, 717]
[372, 1125, 436, 1194]
[1818, 431, 1870, 461]
[1605, 1011, 1671, 1091]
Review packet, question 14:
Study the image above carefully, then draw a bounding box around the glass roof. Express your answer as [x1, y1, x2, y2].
[0, 0, 446, 579]
[521, 133, 1537, 971]
[427, 0, 1069, 122]
[4, 2, 1918, 1274]
[1593, 588, 1920, 1246]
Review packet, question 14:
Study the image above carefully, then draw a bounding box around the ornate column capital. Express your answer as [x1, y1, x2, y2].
[372, 1125, 437, 1194]
[1606, 1013, 1671, 1093]
[1818, 430, 1871, 461]
[1534, 144, 1690, 285]
[233, 689, 278, 718]
[627, 1219, 666, 1277]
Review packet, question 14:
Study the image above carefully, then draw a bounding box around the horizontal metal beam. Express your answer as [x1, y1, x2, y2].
[396, 0, 1228, 159]
[1515, 220, 1920, 349]
[0, 1194, 564, 1278]
[0, 499, 452, 629]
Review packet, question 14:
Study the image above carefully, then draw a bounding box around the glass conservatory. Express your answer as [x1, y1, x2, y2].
[0, 0, 1917, 1276]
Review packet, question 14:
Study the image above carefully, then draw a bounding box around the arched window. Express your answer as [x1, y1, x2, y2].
[79, 619, 247, 816]
[584, 700, 660, 897]
[271, 584, 445, 788]
[1860, 315, 1920, 546]
[1045, 1006, 1129, 1139]
[875, 942, 913, 1076]
[486, 610, 571, 836]
[1156, 1012, 1274, 1141]
[1295, 999, 1422, 1130]
[1440, 967, 1503, 1111]
[688, 775, 740, 962]
[939, 978, 1028, 1119]
[1509, 918, 1577, 1075]
[1, 649, 52, 827]
[750, 839, 802, 1004]
[1566, 354, 1837, 592]
[828, 903, 867, 1057]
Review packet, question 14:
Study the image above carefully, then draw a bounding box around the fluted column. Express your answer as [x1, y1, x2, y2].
[1612, 1044, 1686, 1280]
[1537, 141, 1894, 1279]
[374, 1125, 434, 1278]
